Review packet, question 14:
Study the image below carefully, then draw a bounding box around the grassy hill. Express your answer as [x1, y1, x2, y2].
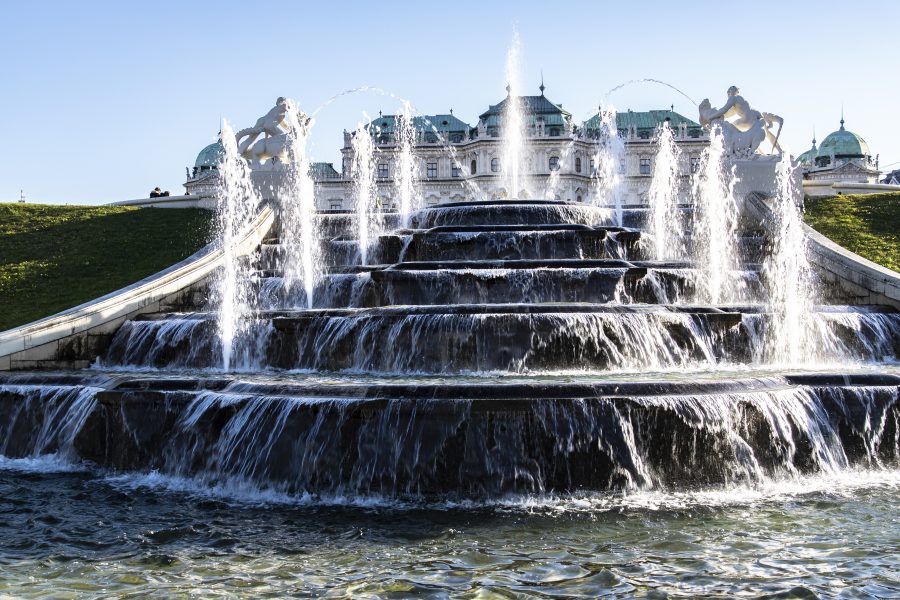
[804, 193, 900, 272]
[0, 204, 215, 331]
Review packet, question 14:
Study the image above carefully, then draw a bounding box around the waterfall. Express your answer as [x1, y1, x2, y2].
[501, 31, 526, 199]
[647, 122, 684, 260]
[279, 99, 321, 309]
[352, 121, 379, 265]
[395, 101, 418, 227]
[691, 124, 740, 305]
[763, 153, 815, 364]
[214, 121, 261, 371]
[592, 106, 625, 225]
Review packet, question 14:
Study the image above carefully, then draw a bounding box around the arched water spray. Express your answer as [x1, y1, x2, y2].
[396, 101, 418, 227]
[763, 153, 814, 364]
[352, 121, 379, 264]
[501, 31, 526, 199]
[647, 122, 684, 260]
[279, 99, 321, 309]
[592, 106, 625, 225]
[691, 125, 740, 305]
[214, 121, 261, 371]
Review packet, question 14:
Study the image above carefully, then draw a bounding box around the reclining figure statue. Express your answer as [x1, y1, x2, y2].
[234, 97, 311, 166]
[699, 86, 783, 158]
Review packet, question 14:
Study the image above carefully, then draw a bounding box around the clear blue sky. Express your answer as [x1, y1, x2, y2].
[1, 0, 897, 204]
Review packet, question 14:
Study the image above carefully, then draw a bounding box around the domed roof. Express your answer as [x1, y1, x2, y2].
[818, 120, 870, 158]
[796, 136, 818, 165]
[195, 141, 224, 168]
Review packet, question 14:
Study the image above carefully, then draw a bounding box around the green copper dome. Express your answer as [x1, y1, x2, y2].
[796, 138, 818, 166]
[818, 120, 870, 158]
[195, 141, 224, 168]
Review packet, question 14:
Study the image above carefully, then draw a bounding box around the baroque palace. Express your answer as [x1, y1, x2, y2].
[185, 86, 710, 210]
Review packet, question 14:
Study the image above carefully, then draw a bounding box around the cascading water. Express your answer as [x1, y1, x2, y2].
[214, 121, 261, 371]
[647, 122, 684, 260]
[279, 99, 321, 309]
[352, 120, 379, 265]
[592, 106, 625, 225]
[763, 152, 815, 364]
[691, 124, 741, 305]
[395, 101, 418, 227]
[501, 31, 526, 199]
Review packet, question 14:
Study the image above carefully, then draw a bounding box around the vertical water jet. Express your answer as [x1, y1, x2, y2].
[593, 106, 625, 225]
[763, 152, 814, 364]
[647, 122, 685, 260]
[214, 121, 261, 371]
[691, 124, 740, 305]
[501, 31, 526, 199]
[280, 99, 321, 309]
[352, 120, 379, 264]
[396, 101, 418, 227]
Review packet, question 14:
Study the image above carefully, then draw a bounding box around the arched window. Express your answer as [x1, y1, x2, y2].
[491, 158, 501, 172]
[549, 156, 560, 171]
[470, 159, 477, 175]
[576, 195, 583, 203]
[575, 157, 582, 173]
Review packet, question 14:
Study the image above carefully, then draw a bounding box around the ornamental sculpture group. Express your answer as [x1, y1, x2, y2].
[235, 97, 311, 167]
[699, 86, 783, 158]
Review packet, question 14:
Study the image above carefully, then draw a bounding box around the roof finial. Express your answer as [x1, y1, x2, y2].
[505, 83, 511, 96]
[539, 70, 545, 95]
[840, 105, 845, 130]
[812, 126, 816, 147]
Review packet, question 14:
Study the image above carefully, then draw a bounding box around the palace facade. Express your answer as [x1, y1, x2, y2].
[185, 88, 710, 210]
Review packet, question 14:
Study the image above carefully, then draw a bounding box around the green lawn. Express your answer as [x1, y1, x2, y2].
[0, 204, 215, 331]
[804, 193, 900, 272]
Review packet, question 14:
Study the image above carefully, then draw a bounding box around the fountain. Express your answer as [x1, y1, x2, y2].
[647, 121, 685, 260]
[592, 105, 625, 225]
[395, 101, 418, 227]
[213, 120, 261, 371]
[0, 68, 898, 507]
[690, 124, 741, 304]
[278, 99, 321, 309]
[351, 120, 379, 265]
[501, 31, 526, 199]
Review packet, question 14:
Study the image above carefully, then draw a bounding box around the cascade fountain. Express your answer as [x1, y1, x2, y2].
[592, 105, 625, 225]
[501, 31, 526, 199]
[1, 62, 899, 596]
[352, 120, 379, 264]
[395, 101, 418, 227]
[647, 121, 685, 260]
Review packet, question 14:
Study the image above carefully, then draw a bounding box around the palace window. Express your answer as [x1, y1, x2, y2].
[640, 158, 651, 175]
[690, 157, 701, 174]
[329, 200, 342, 210]
[550, 128, 560, 136]
[590, 158, 596, 175]
[377, 163, 389, 179]
[491, 158, 501, 172]
[619, 159, 626, 174]
[576, 194, 583, 203]
[549, 156, 560, 171]
[426, 161, 438, 178]
[451, 165, 460, 178]
[575, 157, 582, 173]
[470, 159, 477, 174]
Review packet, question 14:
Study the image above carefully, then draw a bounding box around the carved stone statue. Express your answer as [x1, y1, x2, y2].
[235, 97, 310, 166]
[699, 86, 783, 157]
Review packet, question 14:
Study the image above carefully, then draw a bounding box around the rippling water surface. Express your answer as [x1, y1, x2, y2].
[1, 461, 897, 598]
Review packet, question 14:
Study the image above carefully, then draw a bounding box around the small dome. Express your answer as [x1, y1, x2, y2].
[195, 141, 224, 168]
[818, 120, 870, 158]
[796, 146, 818, 166]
